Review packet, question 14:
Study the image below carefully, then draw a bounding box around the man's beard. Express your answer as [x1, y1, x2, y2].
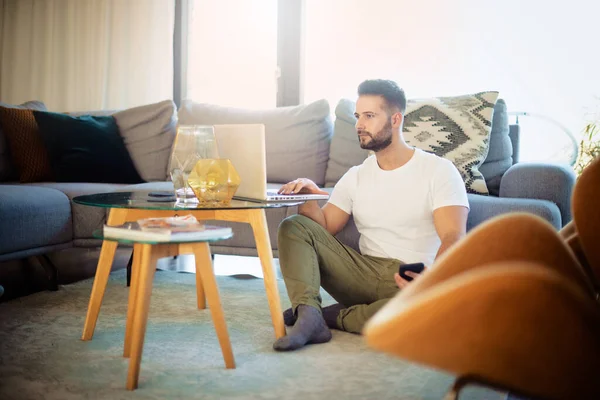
[358, 120, 393, 152]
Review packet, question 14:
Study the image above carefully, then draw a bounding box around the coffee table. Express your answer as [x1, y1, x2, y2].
[73, 191, 302, 345]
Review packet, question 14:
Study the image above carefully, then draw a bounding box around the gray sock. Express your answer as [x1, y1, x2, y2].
[283, 307, 296, 326]
[283, 303, 345, 329]
[273, 305, 332, 351]
[321, 303, 345, 329]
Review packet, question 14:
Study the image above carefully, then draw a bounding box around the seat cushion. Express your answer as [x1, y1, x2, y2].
[23, 182, 130, 240]
[467, 193, 561, 230]
[0, 185, 72, 256]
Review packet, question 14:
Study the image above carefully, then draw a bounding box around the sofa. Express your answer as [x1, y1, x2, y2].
[0, 96, 577, 296]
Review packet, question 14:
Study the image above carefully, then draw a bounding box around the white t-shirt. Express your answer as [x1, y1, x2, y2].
[328, 148, 469, 266]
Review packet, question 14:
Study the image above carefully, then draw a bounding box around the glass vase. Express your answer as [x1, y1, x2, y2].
[169, 125, 219, 204]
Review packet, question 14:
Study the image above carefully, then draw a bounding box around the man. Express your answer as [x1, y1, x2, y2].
[273, 79, 469, 351]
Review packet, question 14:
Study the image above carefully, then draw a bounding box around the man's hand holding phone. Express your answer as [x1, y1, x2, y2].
[395, 262, 427, 289]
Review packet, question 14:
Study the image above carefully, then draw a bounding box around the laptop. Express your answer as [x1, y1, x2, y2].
[213, 124, 330, 203]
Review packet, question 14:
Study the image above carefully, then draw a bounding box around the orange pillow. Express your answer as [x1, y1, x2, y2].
[0, 106, 53, 182]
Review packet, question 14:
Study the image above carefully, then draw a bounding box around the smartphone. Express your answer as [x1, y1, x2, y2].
[399, 263, 425, 282]
[147, 197, 176, 202]
[147, 191, 177, 202]
[148, 191, 176, 197]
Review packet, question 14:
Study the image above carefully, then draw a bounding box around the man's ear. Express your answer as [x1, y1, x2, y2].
[392, 112, 403, 127]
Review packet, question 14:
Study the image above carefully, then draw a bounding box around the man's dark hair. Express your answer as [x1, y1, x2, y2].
[357, 79, 407, 114]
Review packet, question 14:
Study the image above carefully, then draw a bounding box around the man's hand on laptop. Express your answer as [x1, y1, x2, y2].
[278, 178, 329, 196]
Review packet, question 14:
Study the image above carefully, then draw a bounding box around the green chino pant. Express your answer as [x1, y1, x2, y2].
[277, 214, 403, 334]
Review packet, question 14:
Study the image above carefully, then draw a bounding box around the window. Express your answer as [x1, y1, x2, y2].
[186, 0, 278, 109]
[303, 0, 600, 163]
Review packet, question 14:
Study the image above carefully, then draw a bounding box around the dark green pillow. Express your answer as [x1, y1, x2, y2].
[33, 111, 143, 184]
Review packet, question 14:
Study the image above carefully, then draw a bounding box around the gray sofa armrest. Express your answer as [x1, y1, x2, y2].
[498, 163, 576, 227]
[467, 193, 561, 231]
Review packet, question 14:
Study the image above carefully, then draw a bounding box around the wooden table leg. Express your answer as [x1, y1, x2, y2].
[82, 208, 128, 341]
[123, 243, 142, 358]
[248, 209, 285, 339]
[126, 244, 160, 390]
[191, 242, 235, 369]
[192, 243, 206, 310]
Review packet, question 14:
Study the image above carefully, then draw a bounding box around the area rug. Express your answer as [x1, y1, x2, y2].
[0, 269, 503, 400]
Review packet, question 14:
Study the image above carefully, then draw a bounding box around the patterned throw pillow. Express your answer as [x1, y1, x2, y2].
[0, 106, 53, 182]
[403, 91, 499, 195]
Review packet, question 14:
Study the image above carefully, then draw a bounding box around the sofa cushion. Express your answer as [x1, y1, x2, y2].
[0, 103, 53, 183]
[23, 182, 130, 240]
[68, 100, 178, 182]
[326, 93, 501, 195]
[32, 111, 144, 184]
[0, 185, 72, 256]
[480, 99, 513, 196]
[324, 99, 371, 187]
[177, 99, 333, 185]
[466, 193, 561, 230]
[0, 101, 48, 182]
[403, 91, 499, 195]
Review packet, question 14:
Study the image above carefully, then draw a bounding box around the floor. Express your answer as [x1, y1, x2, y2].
[157, 253, 282, 280]
[0, 268, 505, 400]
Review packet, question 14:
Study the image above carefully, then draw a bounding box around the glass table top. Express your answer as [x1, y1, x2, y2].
[73, 191, 303, 210]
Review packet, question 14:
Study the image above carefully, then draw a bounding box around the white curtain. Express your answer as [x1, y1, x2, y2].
[0, 0, 174, 112]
